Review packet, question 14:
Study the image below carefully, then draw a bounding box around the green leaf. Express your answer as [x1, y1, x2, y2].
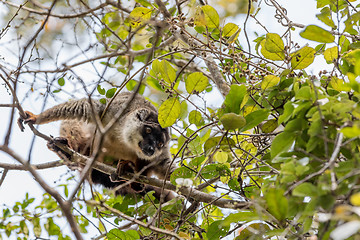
[158, 97, 181, 128]
[260, 39, 285, 61]
[106, 88, 117, 98]
[265, 188, 288, 221]
[265, 33, 285, 53]
[241, 109, 270, 132]
[300, 25, 335, 43]
[220, 113, 246, 130]
[261, 119, 278, 133]
[189, 110, 204, 126]
[107, 229, 126, 240]
[201, 5, 220, 28]
[341, 125, 360, 138]
[129, 7, 152, 28]
[97, 85, 106, 95]
[295, 86, 312, 100]
[278, 102, 294, 124]
[223, 212, 261, 225]
[316, 7, 336, 28]
[324, 46, 338, 63]
[57, 77, 65, 86]
[126, 230, 140, 239]
[99, 98, 106, 104]
[222, 84, 247, 114]
[33, 218, 41, 237]
[207, 221, 230, 240]
[291, 46, 316, 70]
[271, 131, 296, 158]
[261, 75, 280, 90]
[185, 72, 209, 94]
[292, 182, 318, 197]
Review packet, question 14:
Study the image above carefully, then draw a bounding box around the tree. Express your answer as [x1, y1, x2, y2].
[1, 0, 360, 239]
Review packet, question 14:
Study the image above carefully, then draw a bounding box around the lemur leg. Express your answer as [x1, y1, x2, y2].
[110, 160, 145, 194]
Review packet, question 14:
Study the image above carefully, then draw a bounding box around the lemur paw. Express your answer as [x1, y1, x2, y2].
[110, 160, 135, 182]
[17, 111, 37, 132]
[47, 137, 72, 161]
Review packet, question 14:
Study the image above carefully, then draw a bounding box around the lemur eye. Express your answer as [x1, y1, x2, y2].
[145, 127, 152, 134]
[158, 142, 164, 148]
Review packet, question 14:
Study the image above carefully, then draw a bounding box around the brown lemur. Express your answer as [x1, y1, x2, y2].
[19, 92, 176, 200]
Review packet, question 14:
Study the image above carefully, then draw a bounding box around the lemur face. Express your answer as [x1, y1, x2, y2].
[136, 110, 169, 159]
[123, 108, 170, 160]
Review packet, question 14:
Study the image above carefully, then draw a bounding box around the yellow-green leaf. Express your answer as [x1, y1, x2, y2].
[152, 59, 176, 84]
[220, 113, 246, 130]
[201, 5, 219, 28]
[189, 110, 204, 126]
[291, 46, 316, 70]
[324, 46, 338, 63]
[129, 7, 152, 28]
[194, 5, 219, 28]
[260, 40, 285, 61]
[261, 75, 280, 90]
[214, 151, 228, 163]
[300, 25, 335, 43]
[158, 98, 181, 128]
[185, 72, 209, 94]
[330, 76, 351, 92]
[265, 33, 284, 53]
[222, 23, 240, 43]
[343, 49, 360, 65]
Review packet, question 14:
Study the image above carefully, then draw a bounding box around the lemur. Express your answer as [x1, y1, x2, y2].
[19, 92, 175, 200]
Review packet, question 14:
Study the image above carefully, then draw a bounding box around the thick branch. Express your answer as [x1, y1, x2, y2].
[59, 143, 250, 209]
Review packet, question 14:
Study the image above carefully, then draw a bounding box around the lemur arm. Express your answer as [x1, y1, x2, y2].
[21, 98, 103, 125]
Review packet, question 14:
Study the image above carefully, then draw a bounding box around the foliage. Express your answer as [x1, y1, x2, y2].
[1, 0, 360, 239]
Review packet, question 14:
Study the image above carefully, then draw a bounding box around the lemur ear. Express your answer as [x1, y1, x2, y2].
[136, 109, 149, 121]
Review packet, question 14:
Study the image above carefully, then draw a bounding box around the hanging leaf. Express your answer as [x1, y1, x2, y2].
[260, 40, 285, 61]
[291, 46, 316, 70]
[220, 113, 246, 130]
[271, 131, 296, 158]
[324, 46, 338, 63]
[158, 97, 181, 128]
[292, 182, 318, 197]
[57, 77, 65, 86]
[265, 33, 285, 53]
[185, 72, 209, 94]
[222, 84, 247, 114]
[129, 7, 152, 28]
[261, 75, 280, 90]
[189, 110, 204, 126]
[152, 59, 176, 84]
[222, 23, 240, 43]
[241, 109, 270, 132]
[265, 188, 288, 221]
[316, 7, 336, 28]
[300, 25, 335, 43]
[201, 5, 220, 28]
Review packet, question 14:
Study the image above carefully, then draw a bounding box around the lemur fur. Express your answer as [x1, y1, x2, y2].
[20, 92, 175, 200]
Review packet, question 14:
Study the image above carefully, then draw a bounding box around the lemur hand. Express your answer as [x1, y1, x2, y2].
[17, 111, 37, 132]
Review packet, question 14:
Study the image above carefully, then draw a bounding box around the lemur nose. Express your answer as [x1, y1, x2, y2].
[144, 145, 155, 156]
